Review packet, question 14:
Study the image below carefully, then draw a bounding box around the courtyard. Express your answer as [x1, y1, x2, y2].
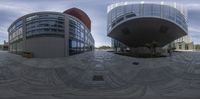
[0, 51, 200, 99]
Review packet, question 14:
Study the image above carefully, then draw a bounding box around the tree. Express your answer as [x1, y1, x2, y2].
[144, 43, 151, 49]
[144, 41, 160, 56]
[195, 44, 200, 50]
[0, 45, 3, 49]
[98, 46, 111, 49]
[151, 41, 159, 55]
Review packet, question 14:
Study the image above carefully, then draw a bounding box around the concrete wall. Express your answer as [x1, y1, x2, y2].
[25, 37, 65, 58]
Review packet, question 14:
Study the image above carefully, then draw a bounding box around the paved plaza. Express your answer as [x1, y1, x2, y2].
[0, 50, 200, 99]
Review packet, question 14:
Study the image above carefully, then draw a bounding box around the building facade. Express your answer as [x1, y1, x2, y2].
[8, 8, 94, 58]
[111, 39, 128, 52]
[171, 35, 194, 51]
[1, 40, 9, 50]
[107, 2, 188, 51]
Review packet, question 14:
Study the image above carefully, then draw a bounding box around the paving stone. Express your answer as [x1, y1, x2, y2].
[0, 50, 200, 98]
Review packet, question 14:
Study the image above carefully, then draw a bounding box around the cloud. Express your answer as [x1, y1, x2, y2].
[186, 4, 200, 10]
[1, 0, 200, 46]
[189, 27, 200, 33]
[188, 25, 200, 41]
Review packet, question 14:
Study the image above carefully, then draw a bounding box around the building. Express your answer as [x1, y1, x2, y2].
[3, 40, 9, 50]
[171, 35, 194, 51]
[8, 8, 95, 58]
[107, 2, 188, 52]
[111, 39, 128, 52]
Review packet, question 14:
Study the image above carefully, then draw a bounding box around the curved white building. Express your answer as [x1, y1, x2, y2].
[107, 2, 188, 47]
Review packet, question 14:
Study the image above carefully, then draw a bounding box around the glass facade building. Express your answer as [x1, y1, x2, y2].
[25, 14, 65, 38]
[107, 2, 187, 33]
[8, 8, 94, 58]
[68, 16, 94, 55]
[9, 19, 23, 53]
[107, 2, 188, 49]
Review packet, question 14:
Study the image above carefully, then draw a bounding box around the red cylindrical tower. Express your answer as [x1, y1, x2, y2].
[63, 8, 91, 30]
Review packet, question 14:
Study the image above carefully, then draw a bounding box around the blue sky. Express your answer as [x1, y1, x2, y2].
[0, 0, 200, 47]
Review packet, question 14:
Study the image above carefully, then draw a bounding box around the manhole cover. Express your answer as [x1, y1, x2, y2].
[132, 62, 139, 65]
[92, 75, 104, 81]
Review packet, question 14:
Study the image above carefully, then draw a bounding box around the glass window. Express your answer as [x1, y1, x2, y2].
[163, 5, 170, 19]
[132, 5, 140, 16]
[80, 42, 84, 52]
[111, 9, 116, 22]
[125, 5, 132, 14]
[69, 39, 77, 55]
[169, 7, 176, 21]
[85, 34, 88, 41]
[80, 24, 84, 30]
[152, 5, 161, 17]
[116, 17, 124, 24]
[69, 16, 94, 55]
[143, 4, 152, 16]
[26, 14, 64, 38]
[81, 32, 84, 39]
[176, 18, 182, 26]
[116, 6, 124, 18]
[15, 20, 22, 27]
[77, 41, 80, 53]
[126, 13, 136, 19]
[72, 40, 76, 48]
[26, 15, 38, 21]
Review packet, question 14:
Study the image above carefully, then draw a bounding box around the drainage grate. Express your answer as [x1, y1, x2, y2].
[132, 62, 139, 65]
[92, 75, 104, 81]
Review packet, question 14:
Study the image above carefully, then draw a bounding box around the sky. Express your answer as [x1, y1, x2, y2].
[0, 0, 200, 47]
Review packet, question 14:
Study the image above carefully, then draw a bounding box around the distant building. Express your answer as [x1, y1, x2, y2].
[8, 8, 95, 58]
[171, 35, 194, 51]
[2, 40, 9, 50]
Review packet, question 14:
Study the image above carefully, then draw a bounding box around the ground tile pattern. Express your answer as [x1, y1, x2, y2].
[0, 51, 200, 99]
